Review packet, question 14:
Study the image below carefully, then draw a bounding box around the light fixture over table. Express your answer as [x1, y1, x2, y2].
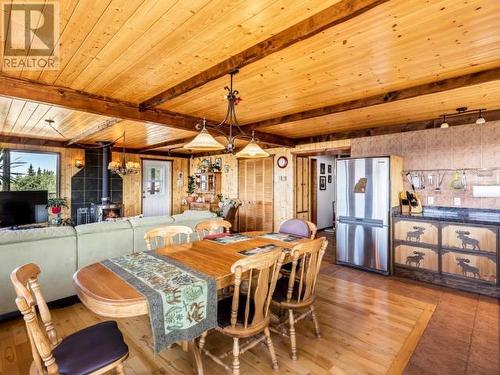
[183, 70, 269, 158]
[108, 132, 141, 176]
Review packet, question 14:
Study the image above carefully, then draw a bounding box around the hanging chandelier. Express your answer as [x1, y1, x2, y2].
[108, 132, 141, 176]
[183, 70, 269, 158]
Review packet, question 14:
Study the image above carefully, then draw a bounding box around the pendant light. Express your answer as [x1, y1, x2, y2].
[183, 119, 225, 151]
[235, 132, 270, 158]
[440, 115, 449, 129]
[108, 132, 141, 176]
[183, 70, 269, 158]
[476, 109, 486, 125]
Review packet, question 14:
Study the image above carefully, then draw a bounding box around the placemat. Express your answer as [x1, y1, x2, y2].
[239, 244, 279, 256]
[259, 232, 304, 243]
[206, 233, 252, 244]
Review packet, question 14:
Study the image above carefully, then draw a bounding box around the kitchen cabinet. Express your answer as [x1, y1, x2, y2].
[392, 210, 499, 298]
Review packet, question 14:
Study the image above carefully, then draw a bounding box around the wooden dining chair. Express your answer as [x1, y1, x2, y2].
[11, 263, 129, 375]
[271, 237, 327, 360]
[194, 219, 232, 240]
[199, 249, 286, 375]
[144, 225, 193, 250]
[279, 218, 317, 239]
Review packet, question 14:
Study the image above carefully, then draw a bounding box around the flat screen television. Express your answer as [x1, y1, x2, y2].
[0, 190, 48, 227]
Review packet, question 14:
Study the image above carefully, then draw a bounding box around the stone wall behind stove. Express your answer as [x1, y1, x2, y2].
[71, 149, 122, 223]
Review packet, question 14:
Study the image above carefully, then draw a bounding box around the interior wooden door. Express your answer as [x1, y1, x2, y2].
[238, 157, 273, 232]
[310, 158, 317, 225]
[295, 156, 310, 221]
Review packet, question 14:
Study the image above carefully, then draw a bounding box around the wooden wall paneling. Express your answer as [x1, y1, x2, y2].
[189, 139, 350, 231]
[118, 153, 189, 217]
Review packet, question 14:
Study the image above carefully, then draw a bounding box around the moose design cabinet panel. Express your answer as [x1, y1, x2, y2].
[394, 220, 438, 245]
[394, 245, 438, 272]
[393, 215, 499, 298]
[442, 224, 496, 253]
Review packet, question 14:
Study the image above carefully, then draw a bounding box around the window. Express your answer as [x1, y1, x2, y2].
[1, 149, 59, 196]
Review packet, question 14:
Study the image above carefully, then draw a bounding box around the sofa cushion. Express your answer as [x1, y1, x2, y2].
[0, 226, 76, 245]
[128, 215, 174, 228]
[0, 227, 77, 315]
[76, 221, 133, 269]
[172, 210, 217, 222]
[75, 220, 132, 235]
[128, 216, 176, 253]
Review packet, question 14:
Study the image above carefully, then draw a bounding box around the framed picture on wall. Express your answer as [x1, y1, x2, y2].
[214, 157, 222, 171]
[328, 165, 332, 173]
[320, 163, 325, 174]
[328, 175, 332, 183]
[320, 176, 326, 190]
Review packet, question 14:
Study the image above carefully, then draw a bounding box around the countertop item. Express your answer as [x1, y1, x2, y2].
[392, 206, 500, 225]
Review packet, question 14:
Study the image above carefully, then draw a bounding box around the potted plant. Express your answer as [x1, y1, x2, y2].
[186, 175, 196, 203]
[47, 197, 68, 214]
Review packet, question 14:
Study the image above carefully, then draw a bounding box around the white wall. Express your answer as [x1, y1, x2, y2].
[313, 155, 336, 229]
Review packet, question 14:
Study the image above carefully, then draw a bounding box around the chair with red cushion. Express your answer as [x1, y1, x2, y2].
[11, 263, 128, 375]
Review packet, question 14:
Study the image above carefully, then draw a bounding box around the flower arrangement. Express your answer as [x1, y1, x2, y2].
[46, 197, 68, 214]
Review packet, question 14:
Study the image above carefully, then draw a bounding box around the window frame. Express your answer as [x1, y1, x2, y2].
[2, 148, 61, 196]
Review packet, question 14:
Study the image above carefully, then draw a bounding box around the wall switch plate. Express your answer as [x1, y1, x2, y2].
[280, 176, 287, 181]
[427, 196, 435, 205]
[454, 197, 461, 206]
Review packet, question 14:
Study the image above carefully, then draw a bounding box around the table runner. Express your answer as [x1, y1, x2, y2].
[101, 251, 217, 353]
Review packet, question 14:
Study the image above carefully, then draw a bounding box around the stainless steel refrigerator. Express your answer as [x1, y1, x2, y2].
[335, 156, 402, 275]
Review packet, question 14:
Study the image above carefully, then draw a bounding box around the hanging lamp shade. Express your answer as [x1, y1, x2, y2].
[183, 126, 225, 151]
[235, 139, 269, 158]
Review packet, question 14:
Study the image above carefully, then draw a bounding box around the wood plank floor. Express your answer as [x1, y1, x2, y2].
[317, 230, 500, 375]
[0, 270, 434, 375]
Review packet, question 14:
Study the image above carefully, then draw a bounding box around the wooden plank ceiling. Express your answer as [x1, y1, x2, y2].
[0, 0, 499, 152]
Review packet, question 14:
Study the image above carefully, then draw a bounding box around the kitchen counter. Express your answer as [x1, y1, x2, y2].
[392, 206, 500, 226]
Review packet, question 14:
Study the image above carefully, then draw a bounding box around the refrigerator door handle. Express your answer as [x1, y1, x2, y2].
[338, 216, 384, 228]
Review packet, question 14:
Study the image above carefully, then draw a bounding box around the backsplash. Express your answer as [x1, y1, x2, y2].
[351, 120, 500, 209]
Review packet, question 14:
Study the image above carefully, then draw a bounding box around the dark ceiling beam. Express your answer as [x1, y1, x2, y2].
[0, 134, 191, 158]
[294, 109, 500, 145]
[139, 0, 389, 110]
[66, 118, 123, 145]
[138, 137, 195, 152]
[243, 67, 500, 131]
[0, 75, 200, 131]
[0, 74, 294, 148]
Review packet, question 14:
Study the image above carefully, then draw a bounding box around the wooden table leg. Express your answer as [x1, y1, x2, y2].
[187, 340, 204, 375]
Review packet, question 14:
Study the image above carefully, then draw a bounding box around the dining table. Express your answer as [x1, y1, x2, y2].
[73, 231, 311, 375]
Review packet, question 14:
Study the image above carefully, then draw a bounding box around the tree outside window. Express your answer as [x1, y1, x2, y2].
[0, 150, 59, 196]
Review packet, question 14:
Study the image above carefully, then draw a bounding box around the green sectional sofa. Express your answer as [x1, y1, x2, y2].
[0, 210, 218, 316]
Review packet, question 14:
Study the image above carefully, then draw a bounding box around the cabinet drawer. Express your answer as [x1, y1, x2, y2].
[394, 220, 438, 245]
[442, 250, 497, 284]
[442, 224, 497, 253]
[394, 245, 438, 272]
